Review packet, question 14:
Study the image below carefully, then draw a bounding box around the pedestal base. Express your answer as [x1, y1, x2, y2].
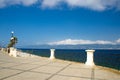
[85, 62, 95, 66]
[85, 50, 95, 66]
[9, 47, 17, 57]
[50, 57, 55, 60]
[50, 49, 55, 60]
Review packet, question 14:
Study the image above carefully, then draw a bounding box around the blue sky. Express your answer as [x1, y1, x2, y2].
[0, 0, 120, 47]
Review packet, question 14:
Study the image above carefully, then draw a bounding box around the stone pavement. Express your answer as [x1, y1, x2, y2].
[0, 51, 120, 80]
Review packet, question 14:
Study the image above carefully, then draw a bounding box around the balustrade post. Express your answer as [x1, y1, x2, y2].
[50, 49, 55, 60]
[85, 50, 95, 66]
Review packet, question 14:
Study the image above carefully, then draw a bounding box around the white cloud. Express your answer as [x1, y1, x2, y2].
[116, 38, 120, 43]
[0, 0, 120, 11]
[0, 0, 6, 8]
[21, 0, 38, 6]
[65, 0, 105, 11]
[40, 0, 120, 11]
[116, 0, 120, 10]
[48, 39, 115, 45]
[0, 0, 38, 8]
[95, 40, 114, 44]
[41, 0, 61, 8]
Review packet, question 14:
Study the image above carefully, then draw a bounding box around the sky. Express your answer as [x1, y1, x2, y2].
[0, 0, 120, 47]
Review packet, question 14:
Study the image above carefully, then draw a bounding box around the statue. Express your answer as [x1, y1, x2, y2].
[7, 31, 18, 48]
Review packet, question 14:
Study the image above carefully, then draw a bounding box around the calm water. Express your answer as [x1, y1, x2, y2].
[20, 49, 120, 70]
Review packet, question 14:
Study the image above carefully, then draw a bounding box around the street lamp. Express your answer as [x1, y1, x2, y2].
[11, 31, 14, 37]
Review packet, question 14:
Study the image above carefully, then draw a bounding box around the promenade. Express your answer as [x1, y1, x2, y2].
[0, 51, 120, 80]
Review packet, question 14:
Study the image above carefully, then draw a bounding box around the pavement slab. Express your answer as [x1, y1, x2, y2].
[58, 67, 92, 78]
[49, 75, 91, 80]
[0, 69, 22, 79]
[31, 65, 64, 74]
[94, 69, 120, 80]
[0, 63, 21, 68]
[4, 72, 51, 80]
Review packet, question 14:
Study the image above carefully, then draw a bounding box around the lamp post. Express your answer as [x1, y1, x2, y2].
[10, 31, 15, 48]
[11, 31, 14, 37]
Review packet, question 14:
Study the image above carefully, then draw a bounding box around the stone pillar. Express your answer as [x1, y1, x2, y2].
[85, 50, 95, 66]
[50, 49, 55, 59]
[9, 47, 17, 57]
[1, 48, 4, 52]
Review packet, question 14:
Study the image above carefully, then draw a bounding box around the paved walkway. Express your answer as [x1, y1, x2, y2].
[0, 51, 120, 80]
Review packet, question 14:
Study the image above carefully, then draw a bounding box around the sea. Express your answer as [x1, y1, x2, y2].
[19, 49, 120, 71]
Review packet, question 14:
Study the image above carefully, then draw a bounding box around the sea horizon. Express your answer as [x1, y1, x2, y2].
[17, 44, 120, 50]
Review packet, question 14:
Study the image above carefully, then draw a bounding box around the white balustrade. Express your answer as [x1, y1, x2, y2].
[50, 49, 55, 59]
[85, 50, 95, 66]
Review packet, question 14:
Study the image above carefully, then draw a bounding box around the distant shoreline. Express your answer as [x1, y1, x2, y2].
[18, 48, 120, 50]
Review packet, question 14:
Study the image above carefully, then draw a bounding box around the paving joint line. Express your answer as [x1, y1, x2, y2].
[57, 74, 103, 80]
[0, 62, 52, 80]
[91, 68, 95, 80]
[0, 71, 24, 80]
[46, 63, 72, 80]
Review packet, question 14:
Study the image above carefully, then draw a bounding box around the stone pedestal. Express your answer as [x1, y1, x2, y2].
[85, 50, 95, 66]
[9, 47, 17, 57]
[1, 48, 4, 52]
[50, 49, 55, 60]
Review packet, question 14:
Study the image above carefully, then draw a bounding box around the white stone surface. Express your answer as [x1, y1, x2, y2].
[50, 49, 55, 59]
[9, 47, 17, 57]
[1, 48, 4, 52]
[85, 50, 95, 66]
